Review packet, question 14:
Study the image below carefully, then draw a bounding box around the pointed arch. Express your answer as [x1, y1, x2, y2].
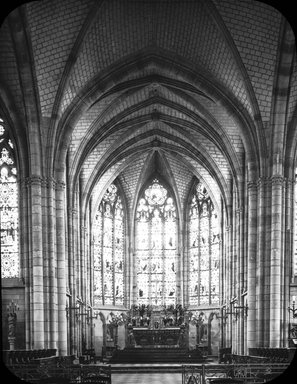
[187, 178, 221, 307]
[93, 182, 125, 307]
[134, 177, 179, 306]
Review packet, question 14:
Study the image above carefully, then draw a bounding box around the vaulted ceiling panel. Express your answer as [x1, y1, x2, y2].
[62, 0, 253, 118]
[213, 0, 281, 123]
[1, 0, 291, 222]
[0, 20, 24, 118]
[26, 0, 94, 117]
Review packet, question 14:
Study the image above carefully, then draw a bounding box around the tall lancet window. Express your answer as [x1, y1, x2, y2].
[189, 181, 220, 306]
[93, 183, 125, 306]
[0, 118, 19, 278]
[135, 178, 177, 306]
[293, 168, 297, 276]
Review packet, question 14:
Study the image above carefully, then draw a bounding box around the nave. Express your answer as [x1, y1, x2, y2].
[1, 1, 297, 383]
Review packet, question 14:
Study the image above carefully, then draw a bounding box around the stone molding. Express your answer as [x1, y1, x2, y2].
[19, 176, 66, 190]
[247, 180, 257, 190]
[247, 176, 294, 189]
[270, 175, 285, 186]
[68, 207, 78, 216]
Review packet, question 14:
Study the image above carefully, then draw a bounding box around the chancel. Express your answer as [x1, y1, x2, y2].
[1, 1, 297, 383]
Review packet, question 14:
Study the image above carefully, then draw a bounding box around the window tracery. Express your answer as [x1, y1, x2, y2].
[0, 118, 19, 278]
[135, 179, 177, 306]
[189, 180, 220, 306]
[93, 184, 124, 306]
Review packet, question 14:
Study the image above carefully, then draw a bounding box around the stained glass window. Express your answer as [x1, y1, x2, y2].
[135, 179, 177, 305]
[0, 118, 19, 278]
[189, 180, 220, 306]
[93, 184, 125, 306]
[293, 168, 297, 276]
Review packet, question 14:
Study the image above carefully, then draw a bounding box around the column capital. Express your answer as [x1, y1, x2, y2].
[286, 177, 295, 188]
[55, 181, 66, 190]
[270, 175, 285, 186]
[256, 177, 269, 188]
[21, 175, 43, 186]
[247, 180, 257, 190]
[19, 176, 64, 190]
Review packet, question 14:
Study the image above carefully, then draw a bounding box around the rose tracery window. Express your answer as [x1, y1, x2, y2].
[135, 178, 177, 306]
[189, 180, 220, 306]
[0, 118, 19, 278]
[93, 184, 125, 306]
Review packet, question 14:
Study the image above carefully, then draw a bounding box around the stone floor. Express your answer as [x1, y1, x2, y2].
[112, 372, 182, 384]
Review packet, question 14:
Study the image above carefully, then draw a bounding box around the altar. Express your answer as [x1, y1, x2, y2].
[131, 327, 183, 347]
[126, 304, 188, 348]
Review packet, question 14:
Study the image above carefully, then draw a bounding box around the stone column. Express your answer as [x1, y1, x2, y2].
[81, 224, 88, 350]
[125, 208, 132, 308]
[256, 178, 267, 346]
[246, 181, 257, 350]
[41, 179, 49, 348]
[68, 206, 78, 355]
[29, 176, 45, 349]
[81, 226, 87, 304]
[283, 178, 294, 346]
[224, 224, 232, 348]
[236, 206, 244, 354]
[56, 181, 67, 355]
[71, 186, 79, 355]
[20, 178, 31, 349]
[47, 179, 58, 349]
[269, 176, 283, 347]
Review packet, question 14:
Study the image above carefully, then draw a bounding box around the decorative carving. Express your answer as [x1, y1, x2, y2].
[55, 181, 66, 190]
[289, 325, 297, 339]
[25, 175, 43, 186]
[247, 180, 257, 190]
[131, 327, 183, 347]
[270, 175, 285, 186]
[6, 301, 19, 349]
[8, 312, 17, 338]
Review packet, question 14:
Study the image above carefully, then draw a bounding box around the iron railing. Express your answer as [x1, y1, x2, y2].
[6, 363, 111, 384]
[182, 363, 290, 384]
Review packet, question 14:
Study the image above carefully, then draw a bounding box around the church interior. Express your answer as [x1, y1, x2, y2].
[1, 0, 297, 383]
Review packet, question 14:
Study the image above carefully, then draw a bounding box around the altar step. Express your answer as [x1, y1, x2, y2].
[111, 363, 185, 373]
[109, 347, 207, 364]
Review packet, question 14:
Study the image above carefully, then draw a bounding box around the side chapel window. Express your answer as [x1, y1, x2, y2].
[135, 178, 177, 306]
[293, 168, 297, 276]
[189, 181, 220, 306]
[93, 184, 125, 306]
[0, 118, 19, 278]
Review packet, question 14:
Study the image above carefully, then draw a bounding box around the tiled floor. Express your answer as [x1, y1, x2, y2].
[112, 372, 182, 384]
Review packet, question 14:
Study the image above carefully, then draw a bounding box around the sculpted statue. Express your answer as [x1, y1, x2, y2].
[8, 312, 17, 338]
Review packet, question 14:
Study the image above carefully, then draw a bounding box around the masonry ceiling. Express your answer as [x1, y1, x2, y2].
[1, 0, 295, 212]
